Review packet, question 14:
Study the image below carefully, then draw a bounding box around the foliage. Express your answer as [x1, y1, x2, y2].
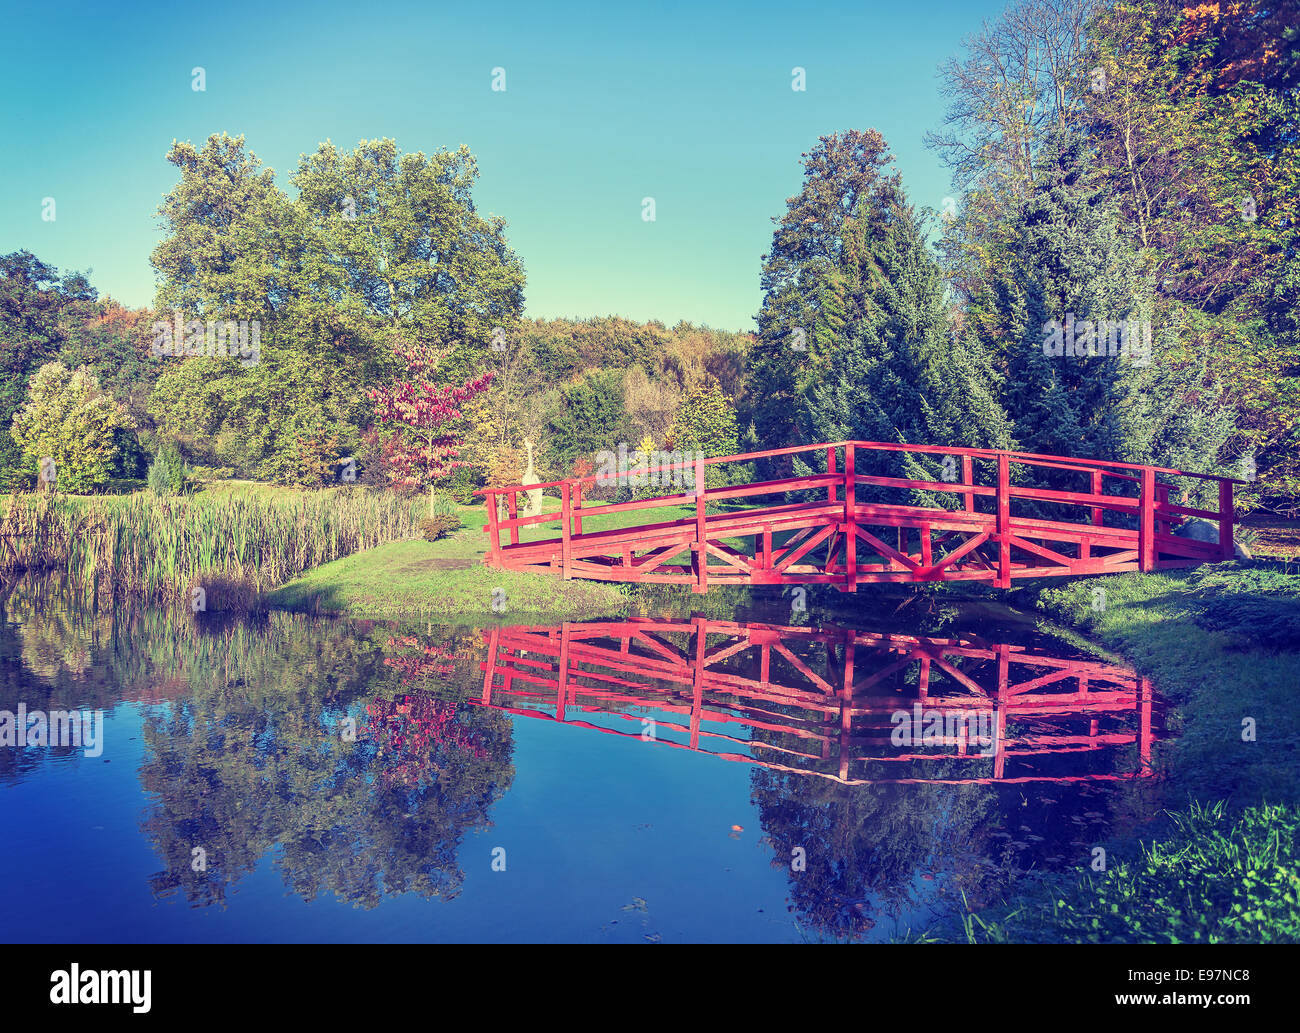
[146, 451, 174, 497]
[751, 130, 902, 456]
[957, 802, 1300, 944]
[10, 363, 133, 494]
[798, 196, 1012, 502]
[420, 514, 462, 541]
[366, 340, 494, 512]
[545, 369, 627, 469]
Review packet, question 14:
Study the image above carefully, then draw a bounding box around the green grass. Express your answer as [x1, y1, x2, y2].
[265, 497, 674, 619]
[953, 801, 1300, 944]
[909, 561, 1300, 943]
[264, 538, 635, 620]
[1031, 564, 1300, 803]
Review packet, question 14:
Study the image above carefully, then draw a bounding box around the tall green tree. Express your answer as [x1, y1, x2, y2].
[969, 132, 1235, 487]
[798, 200, 1012, 503]
[10, 363, 133, 493]
[751, 131, 902, 457]
[0, 253, 98, 489]
[149, 134, 525, 483]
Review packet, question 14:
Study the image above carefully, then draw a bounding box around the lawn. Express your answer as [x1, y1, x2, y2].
[264, 496, 703, 619]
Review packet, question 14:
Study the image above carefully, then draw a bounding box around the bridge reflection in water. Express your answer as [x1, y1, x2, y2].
[477, 618, 1159, 786]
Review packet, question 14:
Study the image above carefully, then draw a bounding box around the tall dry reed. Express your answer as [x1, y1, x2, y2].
[0, 489, 424, 604]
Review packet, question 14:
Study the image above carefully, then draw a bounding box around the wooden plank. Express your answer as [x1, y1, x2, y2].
[1138, 466, 1155, 571]
[485, 492, 502, 567]
[844, 444, 856, 592]
[1219, 479, 1234, 561]
[996, 453, 1011, 589]
[695, 454, 707, 593]
[561, 483, 572, 580]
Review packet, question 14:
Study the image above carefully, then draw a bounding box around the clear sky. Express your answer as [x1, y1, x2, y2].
[0, 0, 1005, 332]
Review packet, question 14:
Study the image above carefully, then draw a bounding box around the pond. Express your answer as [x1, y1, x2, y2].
[0, 579, 1165, 942]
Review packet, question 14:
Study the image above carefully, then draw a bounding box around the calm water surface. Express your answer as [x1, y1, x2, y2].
[0, 580, 1164, 942]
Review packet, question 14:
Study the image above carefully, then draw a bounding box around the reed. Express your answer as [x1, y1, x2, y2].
[0, 489, 424, 606]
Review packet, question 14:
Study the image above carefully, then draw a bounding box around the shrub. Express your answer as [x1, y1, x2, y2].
[146, 452, 174, 497]
[420, 514, 461, 541]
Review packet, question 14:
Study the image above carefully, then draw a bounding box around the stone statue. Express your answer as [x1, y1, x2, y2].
[522, 437, 543, 517]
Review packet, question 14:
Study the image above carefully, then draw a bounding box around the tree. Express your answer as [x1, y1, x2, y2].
[545, 369, 627, 470]
[670, 372, 738, 458]
[0, 253, 99, 489]
[149, 133, 524, 483]
[366, 340, 493, 514]
[10, 363, 133, 493]
[969, 132, 1235, 490]
[798, 199, 1012, 503]
[751, 131, 903, 457]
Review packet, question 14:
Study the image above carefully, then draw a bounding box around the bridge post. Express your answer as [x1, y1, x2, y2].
[507, 491, 519, 545]
[486, 490, 501, 568]
[995, 453, 1011, 589]
[1218, 478, 1234, 561]
[962, 455, 973, 513]
[694, 455, 707, 593]
[573, 482, 583, 535]
[561, 482, 572, 579]
[1155, 482, 1170, 535]
[1138, 467, 1155, 571]
[691, 616, 707, 747]
[827, 446, 836, 503]
[844, 444, 856, 592]
[481, 626, 499, 703]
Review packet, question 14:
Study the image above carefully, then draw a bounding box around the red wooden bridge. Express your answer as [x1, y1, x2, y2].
[479, 441, 1239, 592]
[475, 618, 1159, 785]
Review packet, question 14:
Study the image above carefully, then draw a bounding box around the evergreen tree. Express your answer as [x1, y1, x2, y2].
[750, 131, 902, 463]
[798, 200, 1012, 506]
[969, 132, 1235, 494]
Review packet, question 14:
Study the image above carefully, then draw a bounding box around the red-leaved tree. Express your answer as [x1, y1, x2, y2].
[366, 341, 493, 514]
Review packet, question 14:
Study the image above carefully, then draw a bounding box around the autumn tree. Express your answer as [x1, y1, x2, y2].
[367, 341, 493, 513]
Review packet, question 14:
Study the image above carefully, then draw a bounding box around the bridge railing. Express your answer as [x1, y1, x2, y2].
[476, 441, 1241, 584]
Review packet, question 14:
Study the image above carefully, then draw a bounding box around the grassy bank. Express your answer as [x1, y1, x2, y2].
[264, 538, 635, 620]
[265, 496, 704, 619]
[922, 562, 1300, 943]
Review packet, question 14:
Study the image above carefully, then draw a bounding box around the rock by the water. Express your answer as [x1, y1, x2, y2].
[1174, 518, 1252, 560]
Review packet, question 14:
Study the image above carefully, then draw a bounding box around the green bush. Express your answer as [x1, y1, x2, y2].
[189, 465, 235, 482]
[148, 440, 191, 496]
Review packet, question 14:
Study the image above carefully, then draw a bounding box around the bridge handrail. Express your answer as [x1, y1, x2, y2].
[473, 440, 1243, 497]
[476, 439, 1239, 582]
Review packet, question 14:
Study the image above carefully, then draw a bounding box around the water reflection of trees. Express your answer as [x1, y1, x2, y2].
[0, 580, 516, 910]
[137, 627, 515, 910]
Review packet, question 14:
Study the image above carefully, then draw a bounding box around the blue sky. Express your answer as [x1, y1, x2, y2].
[0, 0, 1004, 332]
